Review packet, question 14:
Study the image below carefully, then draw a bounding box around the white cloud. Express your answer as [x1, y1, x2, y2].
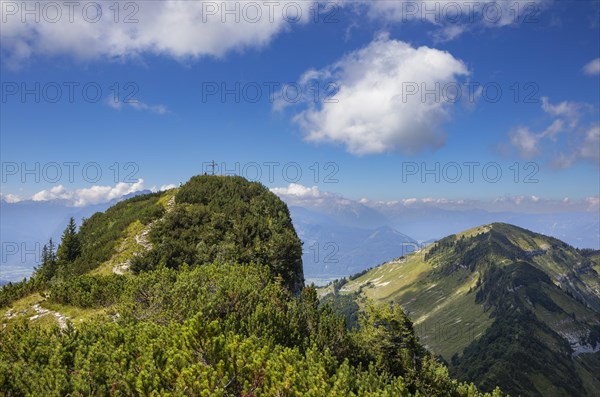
[549, 152, 576, 169]
[108, 98, 169, 115]
[0, 0, 553, 67]
[507, 97, 598, 167]
[586, 196, 600, 211]
[273, 183, 600, 214]
[541, 119, 565, 140]
[30, 179, 146, 206]
[509, 119, 565, 159]
[345, 0, 549, 41]
[31, 185, 72, 202]
[540, 97, 583, 126]
[1, 1, 313, 68]
[402, 198, 419, 206]
[129, 102, 169, 115]
[288, 35, 469, 155]
[509, 126, 541, 159]
[0, 193, 22, 203]
[583, 58, 600, 75]
[159, 184, 178, 191]
[550, 124, 599, 169]
[432, 25, 468, 43]
[271, 183, 322, 198]
[579, 123, 600, 164]
[354, 0, 540, 25]
[271, 183, 373, 215]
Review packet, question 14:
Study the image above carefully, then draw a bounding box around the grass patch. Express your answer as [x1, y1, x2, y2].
[91, 220, 146, 275]
[41, 301, 110, 324]
[331, 251, 494, 360]
[158, 188, 178, 208]
[1, 293, 42, 319]
[1, 292, 111, 331]
[1, 293, 55, 329]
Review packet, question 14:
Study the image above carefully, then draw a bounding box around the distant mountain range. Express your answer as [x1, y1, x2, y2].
[290, 206, 418, 284]
[2, 189, 599, 283]
[320, 223, 600, 397]
[287, 194, 599, 283]
[377, 206, 600, 250]
[278, 191, 600, 249]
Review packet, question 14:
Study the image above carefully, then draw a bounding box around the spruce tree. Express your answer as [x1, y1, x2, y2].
[35, 238, 58, 281]
[57, 217, 81, 264]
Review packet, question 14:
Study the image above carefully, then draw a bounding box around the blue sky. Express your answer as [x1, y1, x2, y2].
[1, 0, 599, 207]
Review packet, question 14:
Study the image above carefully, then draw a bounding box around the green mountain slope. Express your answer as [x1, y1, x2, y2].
[322, 223, 600, 397]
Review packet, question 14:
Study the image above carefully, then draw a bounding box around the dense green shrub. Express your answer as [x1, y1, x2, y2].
[49, 274, 127, 308]
[321, 291, 360, 329]
[0, 278, 40, 308]
[0, 263, 503, 397]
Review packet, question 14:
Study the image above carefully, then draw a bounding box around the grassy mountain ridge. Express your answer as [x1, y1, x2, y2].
[321, 223, 600, 396]
[456, 260, 600, 396]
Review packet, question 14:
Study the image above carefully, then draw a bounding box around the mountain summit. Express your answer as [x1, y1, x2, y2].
[128, 175, 305, 293]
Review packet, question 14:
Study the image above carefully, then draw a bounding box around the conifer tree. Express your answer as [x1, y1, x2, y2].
[57, 217, 81, 264]
[35, 238, 58, 281]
